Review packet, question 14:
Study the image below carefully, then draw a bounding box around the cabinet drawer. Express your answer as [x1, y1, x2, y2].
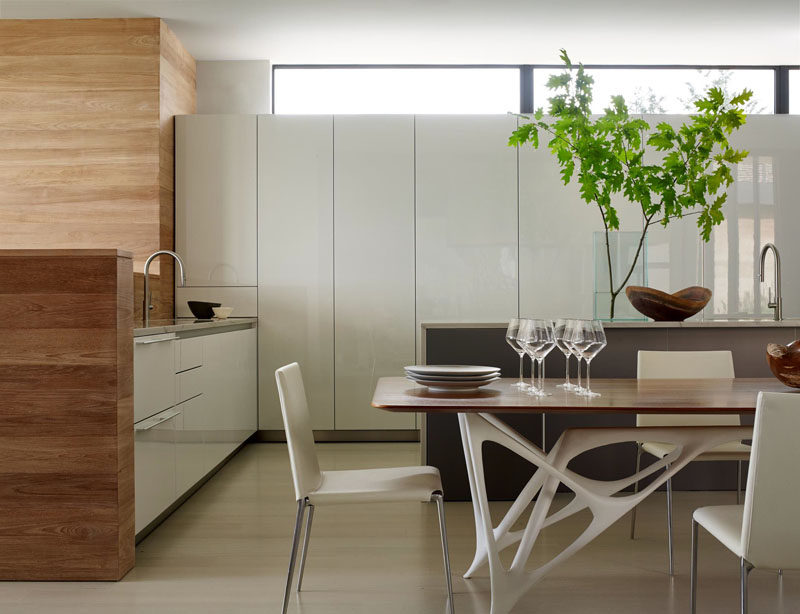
[176, 337, 204, 372]
[176, 366, 204, 404]
[134, 333, 177, 423]
[175, 395, 208, 496]
[135, 408, 179, 534]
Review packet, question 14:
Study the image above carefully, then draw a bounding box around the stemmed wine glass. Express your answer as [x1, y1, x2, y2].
[516, 319, 542, 393]
[554, 318, 577, 390]
[571, 320, 607, 398]
[519, 319, 555, 396]
[505, 318, 529, 389]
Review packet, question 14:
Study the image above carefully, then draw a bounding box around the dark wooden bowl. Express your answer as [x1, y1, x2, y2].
[767, 341, 800, 388]
[625, 285, 712, 321]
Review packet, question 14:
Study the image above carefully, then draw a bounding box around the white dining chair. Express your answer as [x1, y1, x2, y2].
[630, 350, 750, 575]
[275, 362, 454, 614]
[691, 391, 800, 614]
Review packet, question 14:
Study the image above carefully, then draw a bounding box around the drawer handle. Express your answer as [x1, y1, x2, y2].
[135, 409, 182, 431]
[135, 334, 177, 345]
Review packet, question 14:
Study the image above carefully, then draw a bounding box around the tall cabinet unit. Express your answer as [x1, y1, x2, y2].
[415, 115, 519, 344]
[175, 115, 258, 316]
[258, 116, 335, 430]
[333, 116, 416, 430]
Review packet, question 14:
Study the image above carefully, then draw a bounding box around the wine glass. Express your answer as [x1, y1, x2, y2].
[505, 318, 529, 389]
[572, 320, 607, 398]
[554, 318, 577, 390]
[516, 319, 542, 393]
[520, 320, 555, 397]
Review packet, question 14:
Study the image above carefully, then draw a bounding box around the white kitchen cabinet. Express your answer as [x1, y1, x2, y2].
[134, 408, 179, 534]
[204, 327, 258, 463]
[175, 395, 208, 496]
[333, 116, 416, 430]
[175, 115, 258, 287]
[258, 115, 334, 430]
[415, 115, 519, 344]
[133, 333, 177, 423]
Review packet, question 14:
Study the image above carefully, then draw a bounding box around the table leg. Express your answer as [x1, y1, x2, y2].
[456, 412, 751, 614]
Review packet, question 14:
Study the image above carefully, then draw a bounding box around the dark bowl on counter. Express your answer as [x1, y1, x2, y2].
[187, 300, 221, 319]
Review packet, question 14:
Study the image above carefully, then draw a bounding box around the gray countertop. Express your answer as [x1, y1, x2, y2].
[134, 317, 258, 337]
[421, 319, 800, 329]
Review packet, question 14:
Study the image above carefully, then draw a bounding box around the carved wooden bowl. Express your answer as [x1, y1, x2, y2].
[625, 285, 712, 321]
[767, 341, 800, 388]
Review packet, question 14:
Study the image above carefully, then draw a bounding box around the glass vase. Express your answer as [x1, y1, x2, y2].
[593, 231, 648, 321]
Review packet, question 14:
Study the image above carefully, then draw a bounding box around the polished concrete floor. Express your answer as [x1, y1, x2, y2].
[0, 442, 796, 613]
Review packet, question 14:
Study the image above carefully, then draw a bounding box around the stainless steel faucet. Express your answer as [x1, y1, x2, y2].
[759, 242, 782, 321]
[143, 250, 187, 327]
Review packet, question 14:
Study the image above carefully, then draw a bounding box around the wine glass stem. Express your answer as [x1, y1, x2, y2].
[518, 354, 524, 386]
[564, 355, 570, 386]
[530, 356, 537, 390]
[586, 360, 591, 395]
[539, 358, 545, 392]
[576, 358, 582, 389]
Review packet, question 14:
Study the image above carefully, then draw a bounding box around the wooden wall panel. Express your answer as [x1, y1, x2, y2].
[0, 19, 195, 322]
[0, 249, 134, 581]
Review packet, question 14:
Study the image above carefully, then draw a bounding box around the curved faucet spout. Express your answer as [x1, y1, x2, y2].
[759, 243, 782, 321]
[143, 250, 187, 327]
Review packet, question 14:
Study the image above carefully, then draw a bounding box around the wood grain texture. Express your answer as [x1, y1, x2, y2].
[0, 19, 195, 322]
[0, 250, 134, 580]
[372, 376, 795, 414]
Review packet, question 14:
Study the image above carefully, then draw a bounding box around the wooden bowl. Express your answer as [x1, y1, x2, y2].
[625, 286, 712, 321]
[767, 341, 800, 388]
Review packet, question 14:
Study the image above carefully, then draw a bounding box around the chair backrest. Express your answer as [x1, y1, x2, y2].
[275, 363, 322, 501]
[741, 391, 800, 569]
[637, 350, 738, 427]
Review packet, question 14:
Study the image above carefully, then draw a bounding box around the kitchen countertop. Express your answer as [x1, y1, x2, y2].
[134, 317, 258, 337]
[421, 319, 800, 329]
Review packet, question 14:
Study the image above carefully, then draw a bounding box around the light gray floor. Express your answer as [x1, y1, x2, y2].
[0, 443, 795, 613]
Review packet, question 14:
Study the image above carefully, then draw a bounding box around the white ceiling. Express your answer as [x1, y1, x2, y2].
[0, 0, 798, 65]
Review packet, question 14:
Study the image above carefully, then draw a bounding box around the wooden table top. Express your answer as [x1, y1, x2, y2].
[372, 377, 797, 414]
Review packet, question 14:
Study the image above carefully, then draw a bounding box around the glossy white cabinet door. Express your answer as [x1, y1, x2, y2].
[203, 328, 258, 462]
[133, 334, 177, 423]
[134, 409, 178, 534]
[415, 115, 519, 339]
[333, 116, 415, 430]
[258, 115, 334, 430]
[176, 115, 257, 287]
[174, 395, 208, 497]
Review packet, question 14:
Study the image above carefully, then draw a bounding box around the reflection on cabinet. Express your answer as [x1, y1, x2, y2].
[258, 115, 334, 430]
[175, 115, 258, 287]
[415, 115, 519, 334]
[333, 116, 416, 430]
[133, 324, 257, 537]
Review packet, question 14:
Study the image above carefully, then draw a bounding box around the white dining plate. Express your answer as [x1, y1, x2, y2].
[404, 365, 500, 377]
[406, 372, 501, 382]
[406, 375, 499, 389]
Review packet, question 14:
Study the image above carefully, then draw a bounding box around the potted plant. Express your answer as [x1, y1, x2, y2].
[510, 50, 752, 320]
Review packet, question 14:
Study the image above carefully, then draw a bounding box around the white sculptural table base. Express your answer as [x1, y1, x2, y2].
[371, 377, 782, 614]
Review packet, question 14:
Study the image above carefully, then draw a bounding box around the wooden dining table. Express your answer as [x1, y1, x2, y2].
[372, 377, 796, 614]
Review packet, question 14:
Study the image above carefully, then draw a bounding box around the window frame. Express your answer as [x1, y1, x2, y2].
[272, 63, 798, 115]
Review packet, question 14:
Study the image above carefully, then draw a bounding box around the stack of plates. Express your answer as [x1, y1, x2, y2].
[404, 365, 500, 392]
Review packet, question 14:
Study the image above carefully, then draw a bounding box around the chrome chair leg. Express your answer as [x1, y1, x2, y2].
[666, 467, 674, 575]
[433, 493, 455, 614]
[282, 499, 307, 614]
[737, 460, 743, 504]
[297, 503, 315, 591]
[630, 442, 643, 539]
[690, 518, 699, 614]
[741, 558, 753, 614]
